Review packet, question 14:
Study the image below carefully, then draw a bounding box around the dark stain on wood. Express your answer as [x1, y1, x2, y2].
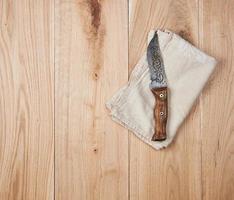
[87, 0, 101, 35]
[77, 0, 105, 81]
[170, 1, 194, 44]
[178, 28, 192, 43]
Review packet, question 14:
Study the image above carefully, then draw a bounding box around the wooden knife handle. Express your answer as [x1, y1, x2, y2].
[151, 87, 168, 141]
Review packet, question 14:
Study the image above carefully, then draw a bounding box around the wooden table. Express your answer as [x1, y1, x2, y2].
[0, 0, 233, 199]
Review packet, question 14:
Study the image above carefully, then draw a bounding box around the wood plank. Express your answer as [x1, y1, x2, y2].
[129, 0, 202, 199]
[55, 0, 128, 199]
[199, 0, 234, 199]
[0, 0, 54, 199]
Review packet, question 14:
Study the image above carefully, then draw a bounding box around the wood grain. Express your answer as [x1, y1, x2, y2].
[0, 0, 54, 199]
[151, 87, 168, 141]
[129, 0, 202, 200]
[199, 0, 234, 199]
[55, 0, 128, 199]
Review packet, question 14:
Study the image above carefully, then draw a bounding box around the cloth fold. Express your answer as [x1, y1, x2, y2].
[106, 29, 217, 150]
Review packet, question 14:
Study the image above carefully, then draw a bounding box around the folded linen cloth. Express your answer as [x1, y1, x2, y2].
[106, 29, 217, 150]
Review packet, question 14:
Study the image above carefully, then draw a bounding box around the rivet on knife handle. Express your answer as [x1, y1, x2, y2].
[151, 87, 168, 141]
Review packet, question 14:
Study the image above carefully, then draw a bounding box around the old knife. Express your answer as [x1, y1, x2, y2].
[147, 31, 168, 141]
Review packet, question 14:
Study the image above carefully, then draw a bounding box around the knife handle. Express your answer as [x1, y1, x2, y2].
[151, 87, 168, 141]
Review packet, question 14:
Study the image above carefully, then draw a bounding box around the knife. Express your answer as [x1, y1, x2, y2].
[147, 31, 168, 141]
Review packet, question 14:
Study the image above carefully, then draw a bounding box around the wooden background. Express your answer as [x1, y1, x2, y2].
[0, 0, 233, 199]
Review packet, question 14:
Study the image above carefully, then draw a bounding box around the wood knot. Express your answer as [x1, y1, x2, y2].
[93, 148, 98, 153]
[93, 72, 99, 80]
[92, 63, 101, 80]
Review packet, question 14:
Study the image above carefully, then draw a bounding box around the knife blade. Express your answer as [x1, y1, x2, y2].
[147, 31, 168, 141]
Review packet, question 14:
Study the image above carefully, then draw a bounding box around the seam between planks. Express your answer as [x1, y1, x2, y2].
[54, 0, 55, 199]
[198, 0, 204, 200]
[198, 0, 204, 199]
[127, 1, 130, 200]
